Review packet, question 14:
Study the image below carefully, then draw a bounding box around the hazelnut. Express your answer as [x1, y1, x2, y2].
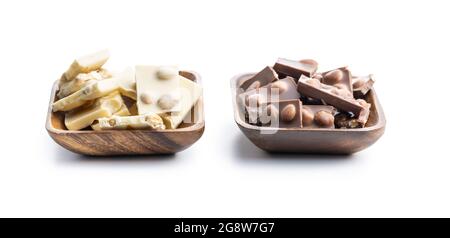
[305, 78, 321, 88]
[323, 69, 343, 85]
[299, 59, 318, 68]
[314, 111, 334, 128]
[140, 93, 152, 104]
[246, 81, 261, 91]
[280, 104, 296, 122]
[108, 119, 116, 126]
[260, 104, 278, 124]
[302, 108, 314, 126]
[270, 81, 288, 93]
[352, 79, 365, 89]
[156, 67, 178, 80]
[245, 93, 263, 108]
[157, 94, 179, 110]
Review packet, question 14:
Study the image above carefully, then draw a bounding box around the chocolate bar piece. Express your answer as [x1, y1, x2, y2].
[240, 77, 300, 108]
[239, 66, 278, 92]
[302, 105, 336, 128]
[320, 67, 353, 93]
[258, 99, 303, 128]
[273, 58, 318, 80]
[297, 75, 364, 116]
[352, 74, 375, 98]
[334, 99, 371, 128]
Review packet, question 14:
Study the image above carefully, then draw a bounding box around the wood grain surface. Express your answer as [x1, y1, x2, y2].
[231, 73, 386, 154]
[46, 71, 205, 156]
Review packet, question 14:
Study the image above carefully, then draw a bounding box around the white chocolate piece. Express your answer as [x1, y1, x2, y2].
[135, 65, 181, 115]
[161, 76, 202, 129]
[64, 92, 124, 130]
[57, 69, 112, 98]
[52, 68, 135, 112]
[91, 113, 165, 131]
[64, 49, 110, 81]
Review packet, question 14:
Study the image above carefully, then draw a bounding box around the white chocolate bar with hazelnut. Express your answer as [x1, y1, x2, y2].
[135, 65, 181, 115]
[64, 92, 124, 130]
[91, 113, 165, 131]
[161, 76, 202, 129]
[52, 68, 135, 112]
[63, 49, 110, 81]
[57, 69, 112, 99]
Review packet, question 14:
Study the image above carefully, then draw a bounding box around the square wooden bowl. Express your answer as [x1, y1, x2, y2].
[231, 73, 386, 154]
[46, 71, 205, 156]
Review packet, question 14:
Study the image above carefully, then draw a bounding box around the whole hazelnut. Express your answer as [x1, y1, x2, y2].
[302, 108, 314, 126]
[156, 67, 178, 80]
[280, 104, 296, 122]
[108, 118, 116, 126]
[323, 69, 343, 85]
[352, 79, 365, 89]
[305, 78, 321, 88]
[270, 81, 288, 93]
[314, 111, 335, 128]
[157, 94, 179, 110]
[140, 93, 152, 104]
[299, 59, 318, 68]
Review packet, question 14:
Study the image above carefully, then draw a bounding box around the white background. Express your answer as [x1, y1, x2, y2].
[0, 0, 449, 217]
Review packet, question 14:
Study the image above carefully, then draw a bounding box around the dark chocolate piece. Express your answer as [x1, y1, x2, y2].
[352, 74, 375, 98]
[273, 58, 318, 80]
[297, 75, 364, 116]
[321, 67, 353, 93]
[258, 99, 302, 128]
[302, 105, 336, 128]
[239, 66, 278, 92]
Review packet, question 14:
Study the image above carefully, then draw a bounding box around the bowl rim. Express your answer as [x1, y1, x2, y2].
[230, 72, 386, 133]
[46, 70, 205, 135]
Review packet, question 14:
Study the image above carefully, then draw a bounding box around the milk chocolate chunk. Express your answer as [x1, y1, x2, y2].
[297, 75, 364, 116]
[352, 74, 375, 98]
[302, 105, 336, 128]
[240, 77, 300, 108]
[321, 67, 353, 93]
[273, 58, 318, 80]
[334, 99, 371, 128]
[258, 100, 302, 128]
[239, 66, 278, 92]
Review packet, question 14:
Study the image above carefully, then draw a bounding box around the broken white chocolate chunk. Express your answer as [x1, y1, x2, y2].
[63, 49, 110, 81]
[52, 68, 135, 112]
[57, 69, 112, 98]
[160, 76, 202, 129]
[64, 92, 124, 130]
[91, 113, 165, 130]
[135, 65, 181, 115]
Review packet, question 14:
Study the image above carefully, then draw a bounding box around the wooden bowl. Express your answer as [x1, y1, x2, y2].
[46, 71, 205, 156]
[231, 73, 386, 154]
